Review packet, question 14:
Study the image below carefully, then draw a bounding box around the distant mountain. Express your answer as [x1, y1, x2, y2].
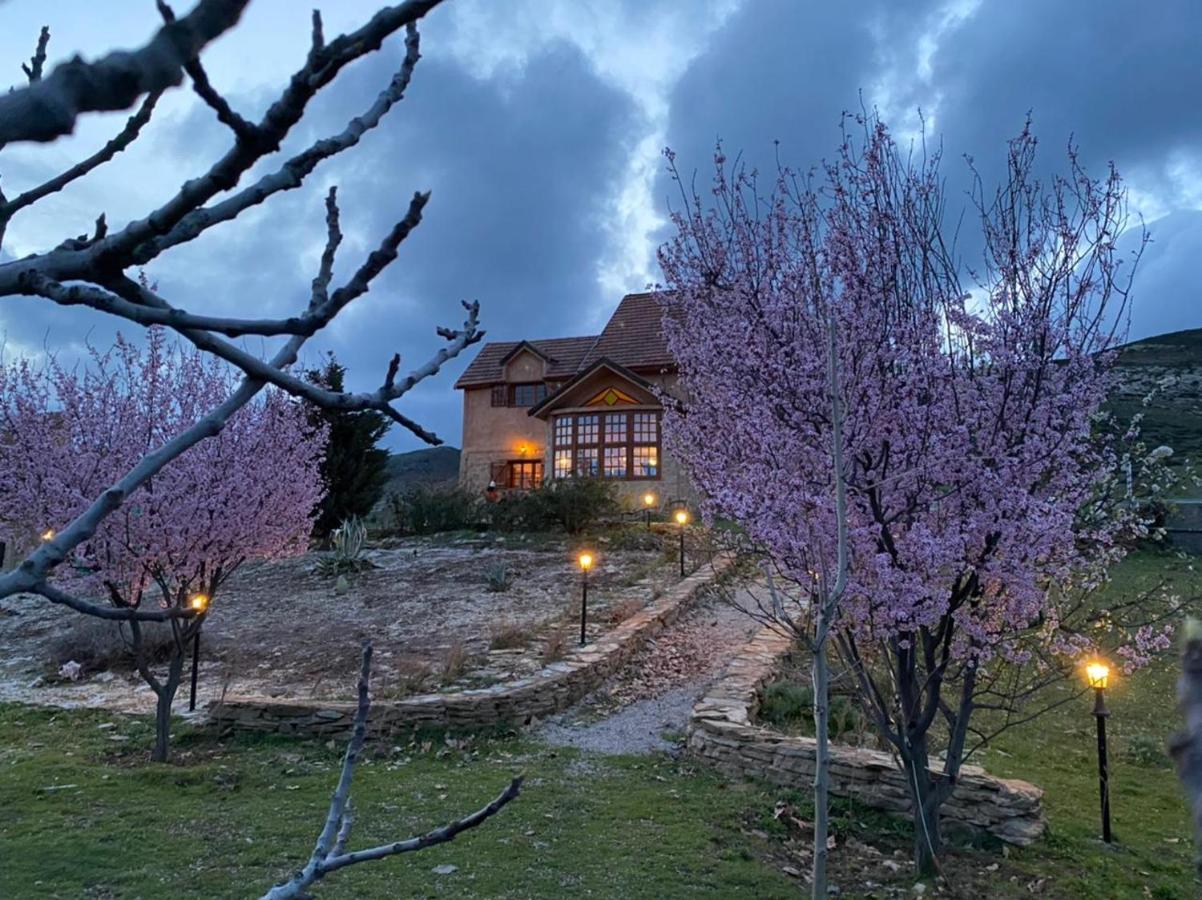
[383, 446, 460, 495]
[1110, 328, 1202, 471]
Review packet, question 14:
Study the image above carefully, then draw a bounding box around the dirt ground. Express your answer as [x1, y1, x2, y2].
[0, 533, 676, 713]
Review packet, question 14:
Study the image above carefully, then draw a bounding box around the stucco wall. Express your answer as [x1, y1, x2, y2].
[459, 386, 549, 494]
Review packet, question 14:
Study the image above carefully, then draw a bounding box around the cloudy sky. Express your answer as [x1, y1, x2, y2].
[1, 0, 1199, 451]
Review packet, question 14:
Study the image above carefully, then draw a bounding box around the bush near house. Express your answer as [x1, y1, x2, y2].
[505, 478, 618, 534]
[387, 485, 480, 534]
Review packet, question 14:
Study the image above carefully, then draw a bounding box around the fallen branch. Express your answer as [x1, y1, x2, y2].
[262, 643, 523, 899]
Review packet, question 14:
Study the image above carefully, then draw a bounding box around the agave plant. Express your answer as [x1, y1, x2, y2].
[317, 517, 374, 577]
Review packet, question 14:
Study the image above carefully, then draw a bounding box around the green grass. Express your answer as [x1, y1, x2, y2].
[0, 709, 798, 899]
[1, 551, 1200, 898]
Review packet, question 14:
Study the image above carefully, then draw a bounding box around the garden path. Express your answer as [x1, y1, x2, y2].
[536, 580, 764, 754]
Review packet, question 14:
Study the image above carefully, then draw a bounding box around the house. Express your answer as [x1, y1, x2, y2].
[453, 292, 694, 507]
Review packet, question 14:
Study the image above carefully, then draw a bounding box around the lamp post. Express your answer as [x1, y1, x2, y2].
[1085, 659, 1113, 843]
[577, 552, 594, 646]
[188, 593, 210, 712]
[642, 492, 657, 530]
[674, 508, 689, 578]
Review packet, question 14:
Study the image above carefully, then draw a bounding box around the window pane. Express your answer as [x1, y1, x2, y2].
[576, 447, 599, 477]
[554, 416, 573, 446]
[633, 446, 658, 477]
[577, 414, 599, 445]
[554, 450, 572, 479]
[604, 446, 627, 478]
[512, 383, 541, 407]
[605, 413, 628, 444]
[633, 412, 658, 444]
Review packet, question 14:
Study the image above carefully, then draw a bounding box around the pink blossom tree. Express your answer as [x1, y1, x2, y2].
[658, 117, 1172, 875]
[0, 327, 325, 760]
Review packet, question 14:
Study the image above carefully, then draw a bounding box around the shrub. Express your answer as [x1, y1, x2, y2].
[48, 618, 177, 674]
[485, 563, 513, 593]
[1124, 732, 1170, 768]
[488, 619, 530, 650]
[520, 478, 618, 534]
[389, 485, 478, 535]
[759, 679, 864, 739]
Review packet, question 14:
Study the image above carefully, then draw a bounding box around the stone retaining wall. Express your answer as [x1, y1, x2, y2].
[687, 624, 1046, 846]
[211, 554, 733, 738]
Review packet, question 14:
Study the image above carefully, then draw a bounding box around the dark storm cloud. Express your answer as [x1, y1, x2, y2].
[660, 0, 1202, 340]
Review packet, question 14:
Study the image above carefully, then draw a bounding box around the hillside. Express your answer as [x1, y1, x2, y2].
[384, 445, 460, 494]
[1109, 328, 1202, 470]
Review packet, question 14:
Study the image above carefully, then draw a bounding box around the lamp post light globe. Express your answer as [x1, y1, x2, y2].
[40, 528, 55, 542]
[190, 593, 210, 613]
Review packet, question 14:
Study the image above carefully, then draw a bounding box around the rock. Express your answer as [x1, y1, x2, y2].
[431, 864, 458, 875]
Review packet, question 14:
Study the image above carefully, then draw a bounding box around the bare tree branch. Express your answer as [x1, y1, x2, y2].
[21, 26, 51, 84]
[155, 0, 257, 141]
[0, 1, 250, 144]
[0, 92, 160, 229]
[262, 643, 523, 900]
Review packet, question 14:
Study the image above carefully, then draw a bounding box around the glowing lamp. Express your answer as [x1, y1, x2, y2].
[578, 552, 594, 572]
[643, 492, 656, 508]
[190, 593, 210, 613]
[40, 528, 56, 542]
[1085, 661, 1110, 690]
[674, 509, 689, 526]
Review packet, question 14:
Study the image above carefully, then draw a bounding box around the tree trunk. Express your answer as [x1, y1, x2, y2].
[151, 649, 185, 763]
[811, 634, 831, 898]
[901, 737, 943, 876]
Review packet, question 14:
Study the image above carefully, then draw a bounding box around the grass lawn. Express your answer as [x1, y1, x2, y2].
[0, 551, 1198, 898]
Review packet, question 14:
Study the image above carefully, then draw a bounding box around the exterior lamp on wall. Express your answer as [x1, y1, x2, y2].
[642, 491, 657, 530]
[188, 593, 210, 712]
[577, 552, 594, 646]
[1084, 658, 1113, 843]
[674, 508, 689, 578]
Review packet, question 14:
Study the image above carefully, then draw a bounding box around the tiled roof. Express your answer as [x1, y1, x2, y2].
[580, 292, 674, 371]
[453, 335, 599, 388]
[453, 293, 673, 389]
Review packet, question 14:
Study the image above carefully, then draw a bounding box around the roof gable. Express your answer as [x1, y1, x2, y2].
[528, 358, 659, 418]
[453, 291, 673, 389]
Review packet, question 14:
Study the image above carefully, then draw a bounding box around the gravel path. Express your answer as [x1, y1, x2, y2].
[536, 584, 761, 755]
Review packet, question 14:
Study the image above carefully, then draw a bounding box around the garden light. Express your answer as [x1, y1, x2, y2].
[188, 594, 210, 711]
[675, 508, 689, 577]
[643, 492, 657, 529]
[577, 552, 595, 645]
[40, 528, 55, 542]
[1083, 657, 1113, 842]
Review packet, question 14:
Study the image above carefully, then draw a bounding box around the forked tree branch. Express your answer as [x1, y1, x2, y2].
[262, 643, 523, 900]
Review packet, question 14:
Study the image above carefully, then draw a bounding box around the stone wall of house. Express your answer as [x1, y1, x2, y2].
[687, 625, 1046, 846]
[211, 554, 733, 738]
